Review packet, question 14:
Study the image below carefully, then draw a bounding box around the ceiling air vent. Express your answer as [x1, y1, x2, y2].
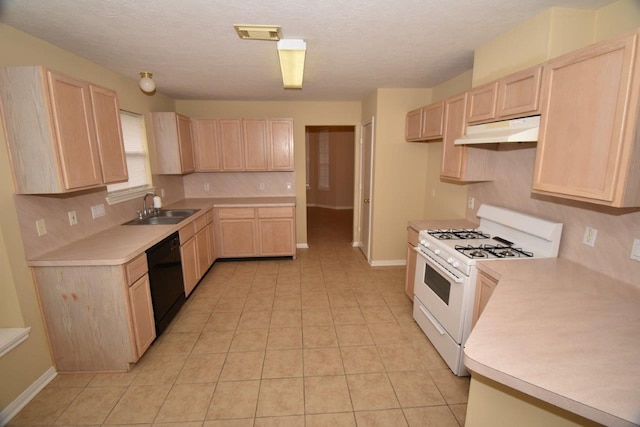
[234, 25, 281, 41]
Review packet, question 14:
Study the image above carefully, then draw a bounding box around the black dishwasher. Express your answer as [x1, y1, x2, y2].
[146, 232, 185, 335]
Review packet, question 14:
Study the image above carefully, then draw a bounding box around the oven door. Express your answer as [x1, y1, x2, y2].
[413, 247, 470, 344]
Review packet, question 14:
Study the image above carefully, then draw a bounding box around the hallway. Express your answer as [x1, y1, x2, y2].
[9, 209, 469, 426]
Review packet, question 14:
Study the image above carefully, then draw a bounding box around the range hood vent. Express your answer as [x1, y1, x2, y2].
[454, 115, 540, 145]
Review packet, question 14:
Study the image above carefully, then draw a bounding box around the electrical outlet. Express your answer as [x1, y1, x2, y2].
[631, 239, 640, 261]
[259, 182, 265, 190]
[91, 204, 105, 219]
[35, 219, 47, 236]
[67, 210, 78, 226]
[204, 183, 210, 191]
[160, 188, 166, 197]
[582, 226, 597, 247]
[468, 197, 475, 209]
[286, 182, 292, 190]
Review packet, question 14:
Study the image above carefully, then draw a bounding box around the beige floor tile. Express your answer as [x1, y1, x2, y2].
[256, 378, 304, 417]
[104, 384, 171, 424]
[302, 307, 333, 326]
[303, 347, 344, 376]
[346, 373, 399, 411]
[9, 387, 81, 425]
[215, 296, 246, 312]
[388, 305, 414, 323]
[412, 340, 448, 370]
[354, 409, 408, 426]
[254, 415, 305, 426]
[181, 296, 219, 314]
[229, 328, 269, 352]
[270, 310, 302, 328]
[176, 353, 226, 383]
[302, 325, 338, 348]
[155, 422, 202, 427]
[304, 375, 353, 414]
[273, 294, 301, 310]
[46, 373, 94, 388]
[131, 353, 188, 385]
[388, 371, 446, 407]
[331, 307, 365, 325]
[428, 369, 471, 404]
[152, 331, 200, 354]
[305, 412, 356, 427]
[267, 327, 303, 350]
[367, 323, 409, 345]
[168, 311, 211, 333]
[263, 349, 303, 378]
[360, 306, 397, 323]
[88, 367, 139, 387]
[382, 292, 412, 306]
[449, 403, 467, 426]
[301, 292, 330, 308]
[155, 382, 216, 423]
[207, 380, 260, 420]
[204, 419, 254, 427]
[204, 311, 241, 331]
[219, 351, 265, 381]
[275, 283, 301, 296]
[54, 386, 125, 425]
[355, 293, 387, 307]
[328, 291, 358, 308]
[335, 324, 374, 346]
[377, 345, 425, 372]
[192, 330, 235, 354]
[244, 294, 275, 311]
[340, 346, 385, 374]
[402, 406, 460, 427]
[237, 310, 272, 329]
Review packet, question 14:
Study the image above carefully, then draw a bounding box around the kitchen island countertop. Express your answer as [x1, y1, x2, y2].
[465, 258, 640, 427]
[28, 197, 295, 267]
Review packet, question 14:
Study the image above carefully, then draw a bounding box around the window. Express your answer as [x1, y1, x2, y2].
[318, 131, 330, 190]
[106, 111, 153, 204]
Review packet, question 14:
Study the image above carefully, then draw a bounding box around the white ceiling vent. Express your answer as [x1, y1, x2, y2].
[234, 25, 281, 41]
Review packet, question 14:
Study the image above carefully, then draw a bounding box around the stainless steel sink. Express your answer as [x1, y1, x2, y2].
[123, 208, 200, 226]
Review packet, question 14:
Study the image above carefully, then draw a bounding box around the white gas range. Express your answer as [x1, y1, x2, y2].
[412, 204, 563, 376]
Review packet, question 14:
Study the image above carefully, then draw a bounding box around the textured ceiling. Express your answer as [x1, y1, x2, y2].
[0, 0, 616, 101]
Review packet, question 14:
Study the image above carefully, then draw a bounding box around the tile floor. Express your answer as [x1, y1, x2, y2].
[9, 207, 470, 426]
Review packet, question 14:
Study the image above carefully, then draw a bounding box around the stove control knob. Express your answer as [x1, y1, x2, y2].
[420, 240, 430, 247]
[434, 249, 441, 255]
[452, 261, 460, 268]
[446, 257, 454, 264]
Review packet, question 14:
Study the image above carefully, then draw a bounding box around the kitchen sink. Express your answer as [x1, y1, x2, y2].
[122, 209, 200, 226]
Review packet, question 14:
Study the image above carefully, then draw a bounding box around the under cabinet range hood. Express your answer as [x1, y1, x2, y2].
[454, 115, 540, 145]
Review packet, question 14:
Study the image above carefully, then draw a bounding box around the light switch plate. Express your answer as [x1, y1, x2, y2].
[582, 227, 597, 247]
[67, 210, 78, 226]
[35, 219, 47, 236]
[631, 239, 640, 261]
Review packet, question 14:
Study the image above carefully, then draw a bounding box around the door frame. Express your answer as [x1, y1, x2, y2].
[358, 117, 374, 263]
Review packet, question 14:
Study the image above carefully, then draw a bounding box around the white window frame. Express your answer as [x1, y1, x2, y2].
[106, 111, 153, 204]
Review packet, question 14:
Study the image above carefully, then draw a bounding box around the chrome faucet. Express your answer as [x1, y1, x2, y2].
[141, 192, 156, 218]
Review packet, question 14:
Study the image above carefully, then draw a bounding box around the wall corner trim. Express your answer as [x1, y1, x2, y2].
[0, 366, 57, 426]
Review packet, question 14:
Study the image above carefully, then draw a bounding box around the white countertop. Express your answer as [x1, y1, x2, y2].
[464, 258, 640, 427]
[28, 197, 296, 267]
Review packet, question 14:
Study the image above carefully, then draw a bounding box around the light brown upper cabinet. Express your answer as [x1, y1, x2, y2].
[533, 30, 640, 207]
[219, 119, 245, 171]
[243, 119, 269, 170]
[467, 65, 542, 124]
[405, 101, 444, 141]
[149, 112, 195, 174]
[193, 119, 222, 172]
[441, 93, 496, 182]
[269, 119, 294, 170]
[0, 66, 128, 194]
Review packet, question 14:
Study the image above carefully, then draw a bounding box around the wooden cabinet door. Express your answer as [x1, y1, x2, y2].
[177, 114, 195, 173]
[47, 70, 103, 189]
[219, 119, 244, 171]
[258, 218, 294, 256]
[193, 119, 221, 171]
[467, 82, 498, 124]
[496, 65, 542, 118]
[243, 119, 269, 170]
[268, 119, 294, 170]
[440, 93, 468, 180]
[533, 33, 639, 206]
[128, 274, 156, 359]
[472, 271, 499, 327]
[218, 219, 257, 257]
[89, 85, 128, 184]
[405, 108, 423, 141]
[404, 227, 419, 301]
[181, 237, 199, 296]
[195, 228, 209, 280]
[206, 222, 216, 265]
[421, 101, 444, 140]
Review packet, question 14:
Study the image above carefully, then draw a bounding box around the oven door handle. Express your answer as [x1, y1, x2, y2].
[418, 305, 446, 336]
[413, 247, 464, 284]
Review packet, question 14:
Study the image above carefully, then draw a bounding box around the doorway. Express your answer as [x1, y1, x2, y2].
[305, 126, 356, 248]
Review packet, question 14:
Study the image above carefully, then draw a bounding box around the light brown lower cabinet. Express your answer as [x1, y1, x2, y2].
[404, 227, 419, 301]
[31, 253, 155, 372]
[179, 210, 215, 297]
[472, 270, 499, 327]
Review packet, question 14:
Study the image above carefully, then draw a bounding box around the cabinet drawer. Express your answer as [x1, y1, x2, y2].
[258, 206, 293, 218]
[125, 253, 148, 286]
[217, 207, 255, 219]
[179, 223, 195, 242]
[407, 227, 419, 246]
[194, 215, 208, 233]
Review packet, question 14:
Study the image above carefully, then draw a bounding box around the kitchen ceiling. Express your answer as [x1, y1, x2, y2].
[0, 0, 616, 101]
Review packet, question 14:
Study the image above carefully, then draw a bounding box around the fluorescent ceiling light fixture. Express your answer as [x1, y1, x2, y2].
[277, 39, 306, 89]
[234, 24, 281, 41]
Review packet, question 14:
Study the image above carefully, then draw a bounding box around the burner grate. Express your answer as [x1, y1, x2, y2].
[455, 244, 534, 259]
[428, 229, 490, 240]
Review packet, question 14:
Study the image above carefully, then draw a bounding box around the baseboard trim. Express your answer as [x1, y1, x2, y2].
[0, 366, 57, 427]
[370, 259, 407, 267]
[296, 243, 309, 249]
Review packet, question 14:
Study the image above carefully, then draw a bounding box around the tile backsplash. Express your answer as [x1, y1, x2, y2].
[184, 172, 296, 198]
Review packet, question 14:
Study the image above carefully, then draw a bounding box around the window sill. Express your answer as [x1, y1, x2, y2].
[0, 327, 31, 358]
[106, 186, 155, 205]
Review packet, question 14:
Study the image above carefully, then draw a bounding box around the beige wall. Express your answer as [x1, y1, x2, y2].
[175, 100, 361, 245]
[595, 0, 640, 41]
[0, 24, 176, 412]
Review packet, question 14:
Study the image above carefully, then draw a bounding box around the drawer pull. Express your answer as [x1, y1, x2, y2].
[419, 305, 445, 335]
